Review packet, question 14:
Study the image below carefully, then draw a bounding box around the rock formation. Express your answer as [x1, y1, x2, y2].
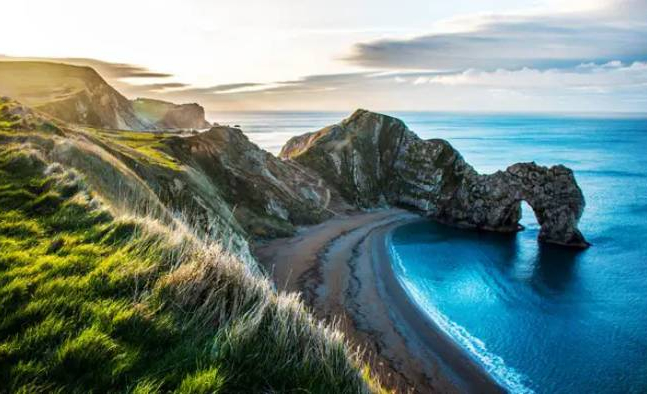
[132, 98, 211, 130]
[281, 109, 589, 248]
[0, 61, 211, 131]
[164, 126, 349, 237]
[0, 61, 149, 130]
[0, 59, 589, 248]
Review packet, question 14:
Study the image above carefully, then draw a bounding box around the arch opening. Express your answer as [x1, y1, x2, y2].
[519, 200, 540, 232]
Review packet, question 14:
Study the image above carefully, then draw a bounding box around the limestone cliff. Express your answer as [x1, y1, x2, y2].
[132, 98, 211, 130]
[0, 61, 149, 130]
[281, 109, 589, 248]
[164, 126, 348, 237]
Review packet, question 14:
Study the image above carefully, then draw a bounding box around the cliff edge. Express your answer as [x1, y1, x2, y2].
[0, 61, 211, 131]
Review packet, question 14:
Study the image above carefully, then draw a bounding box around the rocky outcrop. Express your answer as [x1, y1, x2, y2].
[164, 126, 350, 238]
[281, 109, 589, 248]
[132, 98, 211, 130]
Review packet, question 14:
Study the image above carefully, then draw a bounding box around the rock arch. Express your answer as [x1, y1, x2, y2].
[505, 163, 588, 248]
[281, 109, 589, 248]
[436, 162, 589, 248]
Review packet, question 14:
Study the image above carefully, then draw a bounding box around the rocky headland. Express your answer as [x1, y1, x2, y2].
[132, 98, 211, 130]
[281, 109, 589, 248]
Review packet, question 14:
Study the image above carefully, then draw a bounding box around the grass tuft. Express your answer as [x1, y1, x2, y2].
[0, 143, 383, 392]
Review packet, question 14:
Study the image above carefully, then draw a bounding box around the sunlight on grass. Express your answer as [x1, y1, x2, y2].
[88, 128, 182, 170]
[0, 143, 382, 392]
[0, 148, 209, 391]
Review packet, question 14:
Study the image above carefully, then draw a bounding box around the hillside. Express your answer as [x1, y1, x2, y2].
[0, 61, 148, 130]
[0, 97, 384, 392]
[0, 62, 211, 131]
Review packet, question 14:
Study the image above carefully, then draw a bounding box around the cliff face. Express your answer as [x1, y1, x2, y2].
[281, 109, 589, 248]
[0, 94, 345, 247]
[164, 126, 347, 237]
[133, 98, 211, 130]
[0, 62, 211, 131]
[0, 61, 149, 130]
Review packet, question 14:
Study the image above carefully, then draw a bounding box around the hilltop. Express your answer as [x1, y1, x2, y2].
[0, 61, 210, 131]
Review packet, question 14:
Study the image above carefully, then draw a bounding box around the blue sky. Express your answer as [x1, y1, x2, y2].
[1, 0, 646, 112]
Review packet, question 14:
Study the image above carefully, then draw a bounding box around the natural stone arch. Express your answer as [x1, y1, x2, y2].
[281, 109, 589, 248]
[506, 163, 588, 247]
[437, 162, 589, 248]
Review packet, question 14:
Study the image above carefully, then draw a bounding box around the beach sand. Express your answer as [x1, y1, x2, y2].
[254, 209, 504, 393]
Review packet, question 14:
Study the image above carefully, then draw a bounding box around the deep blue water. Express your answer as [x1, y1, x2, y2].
[213, 111, 647, 393]
[387, 114, 647, 393]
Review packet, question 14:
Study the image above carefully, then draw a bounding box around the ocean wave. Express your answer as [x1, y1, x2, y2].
[388, 243, 534, 394]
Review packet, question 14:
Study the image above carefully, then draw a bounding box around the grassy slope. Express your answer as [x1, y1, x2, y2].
[0, 108, 384, 392]
[86, 127, 182, 171]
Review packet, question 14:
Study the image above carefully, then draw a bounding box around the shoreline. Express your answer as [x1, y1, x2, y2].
[254, 209, 504, 393]
[371, 220, 505, 393]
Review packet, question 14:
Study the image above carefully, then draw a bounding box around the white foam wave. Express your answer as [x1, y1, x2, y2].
[387, 243, 535, 394]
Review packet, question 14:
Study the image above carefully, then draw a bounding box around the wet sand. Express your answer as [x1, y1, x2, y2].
[254, 209, 504, 393]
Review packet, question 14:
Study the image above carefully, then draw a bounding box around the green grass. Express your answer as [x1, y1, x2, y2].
[0, 146, 207, 392]
[89, 128, 182, 171]
[0, 101, 22, 131]
[0, 144, 382, 393]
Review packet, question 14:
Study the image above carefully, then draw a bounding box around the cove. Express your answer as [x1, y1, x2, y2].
[388, 203, 647, 393]
[381, 114, 647, 393]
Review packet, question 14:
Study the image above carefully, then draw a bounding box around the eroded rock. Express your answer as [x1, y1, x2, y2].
[164, 126, 350, 238]
[281, 109, 589, 248]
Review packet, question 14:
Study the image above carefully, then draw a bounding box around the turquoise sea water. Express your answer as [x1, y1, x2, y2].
[212, 111, 647, 393]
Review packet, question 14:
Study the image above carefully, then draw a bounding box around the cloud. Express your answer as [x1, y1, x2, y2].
[343, 0, 647, 71]
[428, 61, 647, 88]
[0, 55, 173, 79]
[177, 82, 267, 95]
[131, 82, 189, 93]
[57, 58, 174, 79]
[176, 61, 647, 112]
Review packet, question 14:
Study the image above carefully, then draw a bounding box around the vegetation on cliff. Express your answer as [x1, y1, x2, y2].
[0, 98, 384, 392]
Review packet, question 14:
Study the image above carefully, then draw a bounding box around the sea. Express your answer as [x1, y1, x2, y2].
[210, 111, 647, 394]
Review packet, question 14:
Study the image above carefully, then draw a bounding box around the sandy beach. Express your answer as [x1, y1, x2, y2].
[254, 209, 505, 393]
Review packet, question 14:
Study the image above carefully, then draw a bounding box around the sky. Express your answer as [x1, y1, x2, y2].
[1, 0, 647, 112]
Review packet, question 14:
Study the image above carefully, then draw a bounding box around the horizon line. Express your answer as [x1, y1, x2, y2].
[207, 109, 647, 118]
